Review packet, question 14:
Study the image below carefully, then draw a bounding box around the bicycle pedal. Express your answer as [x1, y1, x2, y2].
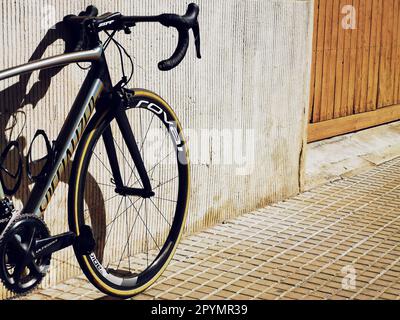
[76, 225, 96, 255]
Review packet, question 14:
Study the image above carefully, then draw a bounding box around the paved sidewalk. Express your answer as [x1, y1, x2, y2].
[20, 157, 400, 300]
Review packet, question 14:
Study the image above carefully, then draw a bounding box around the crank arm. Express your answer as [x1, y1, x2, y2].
[34, 225, 96, 258]
[34, 232, 77, 258]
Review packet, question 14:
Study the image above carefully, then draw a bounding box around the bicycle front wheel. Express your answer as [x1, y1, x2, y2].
[68, 89, 190, 298]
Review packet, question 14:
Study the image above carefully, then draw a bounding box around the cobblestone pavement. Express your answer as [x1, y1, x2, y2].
[18, 158, 400, 300]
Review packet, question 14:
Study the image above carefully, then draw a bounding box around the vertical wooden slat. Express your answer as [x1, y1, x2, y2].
[367, 0, 383, 110]
[390, 0, 399, 105]
[333, 0, 347, 118]
[309, 0, 320, 123]
[359, 0, 373, 114]
[325, 0, 340, 121]
[320, 0, 335, 121]
[394, 1, 400, 104]
[340, 0, 355, 117]
[378, 0, 394, 108]
[347, 0, 359, 116]
[354, 0, 367, 114]
[312, 0, 327, 123]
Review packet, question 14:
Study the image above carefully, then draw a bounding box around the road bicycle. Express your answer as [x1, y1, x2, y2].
[0, 3, 200, 298]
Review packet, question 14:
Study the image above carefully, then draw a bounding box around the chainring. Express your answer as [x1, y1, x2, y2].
[0, 214, 51, 295]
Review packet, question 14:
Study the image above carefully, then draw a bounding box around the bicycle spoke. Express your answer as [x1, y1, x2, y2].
[93, 152, 114, 177]
[147, 149, 176, 179]
[147, 198, 172, 227]
[126, 197, 161, 251]
[125, 197, 131, 272]
[130, 130, 172, 187]
[115, 198, 145, 270]
[139, 108, 144, 156]
[107, 198, 144, 270]
[122, 135, 126, 183]
[96, 182, 117, 188]
[103, 196, 125, 250]
[112, 137, 143, 188]
[153, 196, 177, 203]
[153, 175, 179, 191]
[84, 194, 120, 214]
[139, 113, 155, 153]
[105, 197, 142, 229]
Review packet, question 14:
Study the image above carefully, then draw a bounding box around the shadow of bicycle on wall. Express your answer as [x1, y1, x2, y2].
[0, 21, 107, 258]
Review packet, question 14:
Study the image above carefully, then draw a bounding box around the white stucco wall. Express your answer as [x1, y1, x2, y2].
[0, 0, 313, 297]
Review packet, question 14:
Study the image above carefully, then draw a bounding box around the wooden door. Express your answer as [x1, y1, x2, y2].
[308, 0, 400, 142]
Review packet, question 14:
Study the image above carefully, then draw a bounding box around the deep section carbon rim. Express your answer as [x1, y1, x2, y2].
[71, 91, 189, 295]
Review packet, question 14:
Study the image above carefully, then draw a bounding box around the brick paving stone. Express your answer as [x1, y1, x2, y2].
[207, 281, 226, 290]
[58, 292, 81, 300]
[197, 286, 217, 295]
[185, 291, 208, 300]
[239, 288, 259, 298]
[257, 292, 279, 300]
[39, 288, 64, 298]
[161, 292, 183, 300]
[83, 292, 105, 300]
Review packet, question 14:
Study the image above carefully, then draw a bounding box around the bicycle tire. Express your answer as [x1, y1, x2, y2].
[68, 89, 190, 298]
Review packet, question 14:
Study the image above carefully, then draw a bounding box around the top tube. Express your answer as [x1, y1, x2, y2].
[0, 46, 103, 81]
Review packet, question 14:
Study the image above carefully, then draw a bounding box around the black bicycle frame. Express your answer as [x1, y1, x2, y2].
[0, 45, 153, 217]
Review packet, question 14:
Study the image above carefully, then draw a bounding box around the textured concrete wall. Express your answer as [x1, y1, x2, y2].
[0, 0, 313, 297]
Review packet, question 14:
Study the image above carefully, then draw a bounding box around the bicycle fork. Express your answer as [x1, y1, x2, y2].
[103, 98, 154, 199]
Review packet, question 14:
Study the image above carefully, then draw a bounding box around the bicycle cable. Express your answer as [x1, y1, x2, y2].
[103, 30, 117, 50]
[104, 30, 135, 87]
[75, 30, 118, 71]
[74, 30, 134, 86]
[76, 63, 91, 71]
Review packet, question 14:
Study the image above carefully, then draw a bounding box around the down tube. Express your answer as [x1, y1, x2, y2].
[23, 76, 104, 216]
